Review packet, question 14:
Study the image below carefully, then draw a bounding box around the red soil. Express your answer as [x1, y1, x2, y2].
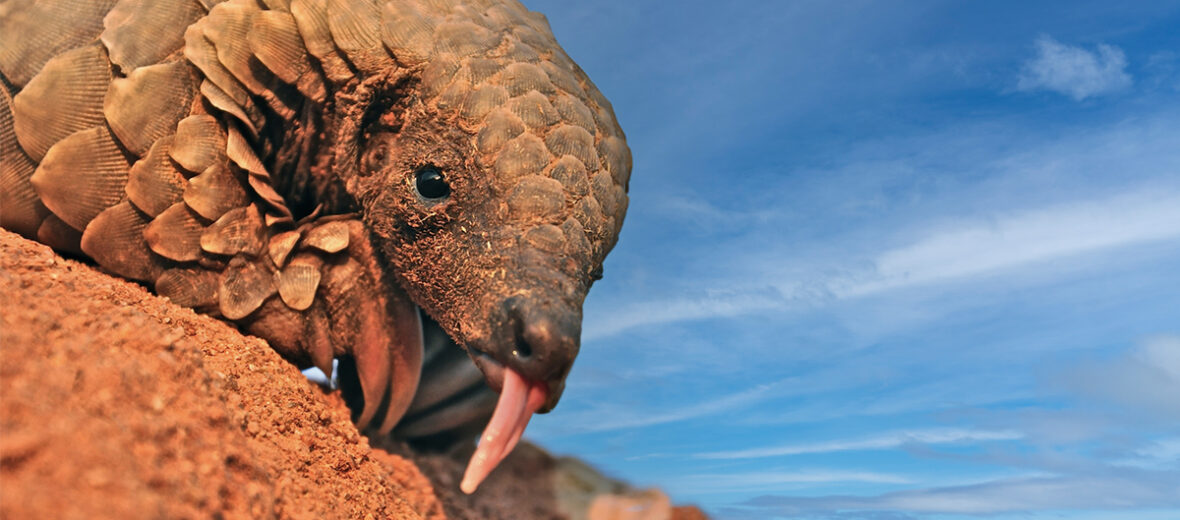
[0, 230, 705, 519]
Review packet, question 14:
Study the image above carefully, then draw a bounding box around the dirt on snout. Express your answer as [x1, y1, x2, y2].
[0, 230, 706, 520]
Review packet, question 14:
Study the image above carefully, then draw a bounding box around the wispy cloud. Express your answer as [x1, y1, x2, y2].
[839, 189, 1180, 297]
[1017, 35, 1132, 100]
[584, 289, 787, 341]
[674, 470, 914, 495]
[740, 470, 1180, 515]
[540, 378, 785, 435]
[1061, 335, 1180, 419]
[586, 188, 1180, 340]
[695, 428, 1023, 460]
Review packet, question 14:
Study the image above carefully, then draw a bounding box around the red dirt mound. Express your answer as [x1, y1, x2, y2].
[0, 230, 706, 519]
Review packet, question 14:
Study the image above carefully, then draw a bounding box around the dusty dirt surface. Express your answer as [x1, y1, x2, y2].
[0, 230, 707, 519]
[0, 230, 440, 520]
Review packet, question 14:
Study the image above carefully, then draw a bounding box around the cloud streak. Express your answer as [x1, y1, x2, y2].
[839, 189, 1180, 297]
[586, 188, 1180, 340]
[1017, 36, 1132, 100]
[1061, 335, 1180, 419]
[674, 470, 914, 495]
[741, 470, 1180, 515]
[695, 428, 1023, 460]
[540, 378, 786, 435]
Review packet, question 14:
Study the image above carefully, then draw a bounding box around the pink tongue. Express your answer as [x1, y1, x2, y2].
[460, 368, 547, 494]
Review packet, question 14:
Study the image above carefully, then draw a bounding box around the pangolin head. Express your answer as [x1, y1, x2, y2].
[336, 0, 629, 491]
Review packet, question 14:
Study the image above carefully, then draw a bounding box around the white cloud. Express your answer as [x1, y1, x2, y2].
[839, 190, 1180, 297]
[695, 428, 1023, 460]
[586, 188, 1180, 340]
[742, 472, 1180, 515]
[1063, 335, 1180, 419]
[1017, 36, 1132, 100]
[1137, 437, 1180, 461]
[583, 290, 786, 341]
[537, 378, 784, 435]
[673, 470, 913, 495]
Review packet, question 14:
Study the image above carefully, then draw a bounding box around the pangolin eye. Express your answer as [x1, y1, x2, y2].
[414, 166, 450, 200]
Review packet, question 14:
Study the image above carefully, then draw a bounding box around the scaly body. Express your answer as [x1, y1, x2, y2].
[0, 0, 629, 492]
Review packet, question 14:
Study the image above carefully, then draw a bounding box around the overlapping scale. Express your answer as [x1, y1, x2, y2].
[0, 82, 49, 238]
[126, 136, 187, 217]
[81, 201, 164, 282]
[540, 61, 585, 99]
[249, 10, 326, 102]
[545, 155, 590, 198]
[183, 21, 257, 124]
[145, 202, 208, 262]
[599, 135, 633, 189]
[497, 62, 554, 96]
[101, 0, 205, 73]
[418, 55, 459, 98]
[589, 171, 618, 221]
[276, 252, 323, 311]
[202, 2, 270, 95]
[560, 217, 592, 266]
[202, 1, 297, 125]
[200, 204, 266, 257]
[302, 220, 350, 253]
[0, 0, 117, 87]
[544, 124, 599, 170]
[169, 115, 227, 174]
[198, 80, 262, 137]
[219, 256, 276, 320]
[289, 0, 355, 83]
[379, 1, 436, 66]
[494, 133, 550, 180]
[268, 230, 302, 268]
[226, 126, 292, 219]
[156, 267, 219, 309]
[507, 175, 565, 220]
[553, 94, 595, 134]
[30, 126, 130, 231]
[432, 21, 498, 58]
[506, 90, 558, 130]
[104, 60, 198, 156]
[12, 44, 111, 162]
[183, 161, 249, 221]
[460, 85, 509, 123]
[476, 108, 525, 155]
[325, 0, 393, 71]
[523, 224, 565, 254]
[458, 58, 501, 86]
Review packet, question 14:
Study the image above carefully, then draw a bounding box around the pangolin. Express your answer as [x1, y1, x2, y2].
[0, 0, 630, 493]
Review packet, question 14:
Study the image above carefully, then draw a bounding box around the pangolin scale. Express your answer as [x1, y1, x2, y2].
[0, 0, 630, 493]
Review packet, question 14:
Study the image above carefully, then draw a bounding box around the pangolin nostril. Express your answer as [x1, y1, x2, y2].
[507, 297, 532, 360]
[500, 296, 580, 383]
[512, 338, 532, 360]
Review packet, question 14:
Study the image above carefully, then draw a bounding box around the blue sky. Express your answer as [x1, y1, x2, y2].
[518, 2, 1180, 518]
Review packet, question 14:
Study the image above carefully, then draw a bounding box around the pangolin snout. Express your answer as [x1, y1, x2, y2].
[467, 293, 580, 413]
[503, 295, 579, 383]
